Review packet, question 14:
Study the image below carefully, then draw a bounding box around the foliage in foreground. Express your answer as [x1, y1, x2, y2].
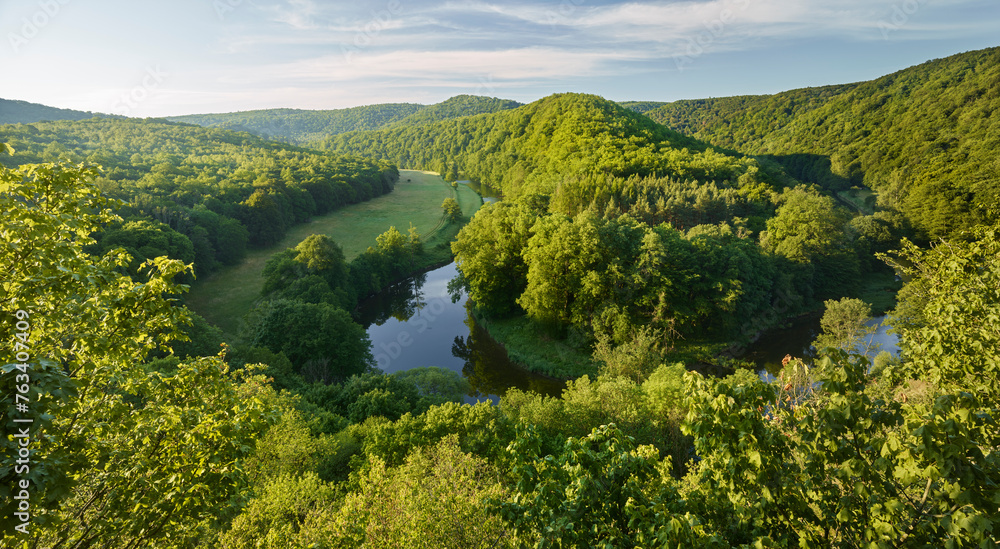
[0, 152, 277, 547]
[3, 147, 999, 549]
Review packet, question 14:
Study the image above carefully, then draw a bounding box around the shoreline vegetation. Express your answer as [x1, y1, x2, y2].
[186, 170, 482, 336]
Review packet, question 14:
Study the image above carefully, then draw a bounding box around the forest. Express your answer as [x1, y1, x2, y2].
[642, 47, 1000, 241]
[1, 45, 999, 548]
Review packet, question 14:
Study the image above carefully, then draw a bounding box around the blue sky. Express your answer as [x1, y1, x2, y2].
[1, 0, 997, 117]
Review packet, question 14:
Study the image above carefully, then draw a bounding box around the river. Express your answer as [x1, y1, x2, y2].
[356, 262, 566, 403]
[359, 260, 902, 398]
[744, 314, 900, 382]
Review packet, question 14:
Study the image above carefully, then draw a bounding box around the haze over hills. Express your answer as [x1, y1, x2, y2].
[0, 98, 113, 124]
[166, 95, 522, 144]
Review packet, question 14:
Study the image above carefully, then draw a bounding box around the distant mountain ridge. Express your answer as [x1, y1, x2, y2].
[0, 98, 112, 124]
[167, 95, 523, 144]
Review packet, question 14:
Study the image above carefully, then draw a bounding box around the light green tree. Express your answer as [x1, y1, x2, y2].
[0, 149, 276, 547]
[452, 202, 535, 316]
[682, 350, 1000, 546]
[887, 227, 1000, 405]
[441, 197, 462, 223]
[813, 297, 876, 353]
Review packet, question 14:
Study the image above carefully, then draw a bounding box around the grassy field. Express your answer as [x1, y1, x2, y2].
[186, 170, 482, 336]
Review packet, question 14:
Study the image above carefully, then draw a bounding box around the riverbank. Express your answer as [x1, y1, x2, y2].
[186, 170, 481, 336]
[470, 310, 597, 379]
[469, 268, 902, 382]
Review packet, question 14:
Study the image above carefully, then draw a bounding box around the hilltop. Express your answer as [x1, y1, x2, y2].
[644, 47, 1000, 239]
[0, 97, 111, 124]
[320, 92, 773, 204]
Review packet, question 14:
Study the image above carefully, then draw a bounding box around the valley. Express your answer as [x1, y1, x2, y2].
[3, 44, 999, 548]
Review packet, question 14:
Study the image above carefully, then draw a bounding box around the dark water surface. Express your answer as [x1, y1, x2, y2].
[359, 255, 900, 396]
[743, 314, 900, 382]
[356, 262, 565, 403]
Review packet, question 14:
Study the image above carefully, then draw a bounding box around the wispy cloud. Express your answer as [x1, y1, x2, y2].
[4, 0, 996, 116]
[223, 46, 631, 86]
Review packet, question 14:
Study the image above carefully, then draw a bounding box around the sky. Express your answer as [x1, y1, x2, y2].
[1, 0, 998, 117]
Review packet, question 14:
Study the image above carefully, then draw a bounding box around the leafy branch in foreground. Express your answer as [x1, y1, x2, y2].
[1, 149, 277, 548]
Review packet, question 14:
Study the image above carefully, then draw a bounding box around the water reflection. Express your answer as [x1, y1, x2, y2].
[356, 262, 565, 403]
[354, 273, 428, 327]
[744, 314, 900, 381]
[452, 313, 564, 398]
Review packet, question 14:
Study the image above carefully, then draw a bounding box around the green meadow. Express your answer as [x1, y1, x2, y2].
[186, 169, 482, 336]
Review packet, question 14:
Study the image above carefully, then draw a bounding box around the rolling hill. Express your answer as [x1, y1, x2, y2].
[167, 95, 521, 144]
[0, 98, 111, 124]
[319, 92, 776, 207]
[644, 47, 1000, 239]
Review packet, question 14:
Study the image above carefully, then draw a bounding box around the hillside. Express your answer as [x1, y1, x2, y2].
[321, 92, 778, 206]
[645, 47, 1000, 239]
[167, 95, 521, 144]
[0, 97, 110, 124]
[167, 103, 423, 143]
[387, 95, 522, 127]
[618, 100, 668, 114]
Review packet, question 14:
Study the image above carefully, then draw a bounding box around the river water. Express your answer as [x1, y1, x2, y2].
[744, 314, 900, 382]
[356, 262, 565, 403]
[359, 260, 902, 397]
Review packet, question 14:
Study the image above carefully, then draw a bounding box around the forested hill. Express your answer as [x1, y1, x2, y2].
[0, 117, 397, 278]
[642, 83, 858, 150]
[644, 47, 1000, 239]
[321, 92, 780, 208]
[167, 103, 423, 143]
[0, 97, 111, 124]
[617, 100, 668, 114]
[167, 95, 521, 144]
[387, 95, 522, 127]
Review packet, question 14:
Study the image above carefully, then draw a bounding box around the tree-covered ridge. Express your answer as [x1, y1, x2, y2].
[645, 47, 1000, 240]
[0, 117, 397, 278]
[386, 95, 522, 128]
[167, 103, 424, 143]
[167, 95, 521, 144]
[321, 93, 776, 204]
[643, 83, 857, 151]
[617, 100, 668, 114]
[0, 98, 112, 124]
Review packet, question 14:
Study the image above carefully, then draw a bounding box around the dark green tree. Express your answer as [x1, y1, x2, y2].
[242, 299, 373, 382]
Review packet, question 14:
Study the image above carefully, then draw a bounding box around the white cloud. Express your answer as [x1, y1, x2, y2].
[223, 46, 631, 86]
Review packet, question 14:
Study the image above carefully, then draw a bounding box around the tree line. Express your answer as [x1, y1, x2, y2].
[644, 46, 1000, 241]
[0, 117, 398, 280]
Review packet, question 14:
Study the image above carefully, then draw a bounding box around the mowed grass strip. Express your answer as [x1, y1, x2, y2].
[186, 170, 474, 336]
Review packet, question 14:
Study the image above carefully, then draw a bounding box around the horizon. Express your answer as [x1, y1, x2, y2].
[1, 1, 998, 118]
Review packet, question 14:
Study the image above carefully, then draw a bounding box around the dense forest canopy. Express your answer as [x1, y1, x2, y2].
[0, 117, 397, 279]
[320, 93, 784, 205]
[644, 47, 1000, 240]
